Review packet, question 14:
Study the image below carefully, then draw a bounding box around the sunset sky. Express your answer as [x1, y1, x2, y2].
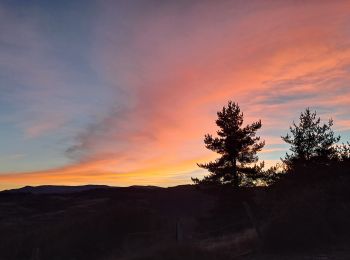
[1, 0, 350, 190]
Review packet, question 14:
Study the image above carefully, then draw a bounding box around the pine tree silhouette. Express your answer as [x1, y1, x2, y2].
[193, 101, 265, 188]
[282, 108, 340, 170]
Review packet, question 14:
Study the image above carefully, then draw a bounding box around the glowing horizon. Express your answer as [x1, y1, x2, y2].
[1, 1, 350, 190]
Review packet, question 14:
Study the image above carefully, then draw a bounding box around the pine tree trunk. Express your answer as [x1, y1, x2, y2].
[233, 157, 238, 189]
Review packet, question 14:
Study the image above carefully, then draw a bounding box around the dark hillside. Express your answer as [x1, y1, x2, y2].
[0, 185, 218, 260]
[0, 180, 349, 259]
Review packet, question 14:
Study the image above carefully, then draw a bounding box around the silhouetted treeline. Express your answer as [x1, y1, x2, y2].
[194, 101, 350, 187]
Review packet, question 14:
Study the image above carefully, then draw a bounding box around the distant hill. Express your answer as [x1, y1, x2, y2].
[1, 184, 111, 194]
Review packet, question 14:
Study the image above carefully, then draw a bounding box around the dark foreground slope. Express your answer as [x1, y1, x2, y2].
[0, 178, 349, 260]
[0, 185, 221, 260]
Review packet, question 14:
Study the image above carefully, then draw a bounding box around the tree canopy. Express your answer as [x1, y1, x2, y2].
[192, 101, 265, 188]
[281, 108, 340, 170]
